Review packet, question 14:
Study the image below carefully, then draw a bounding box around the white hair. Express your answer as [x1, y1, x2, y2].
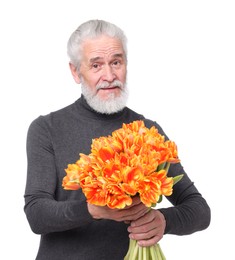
[67, 19, 128, 70]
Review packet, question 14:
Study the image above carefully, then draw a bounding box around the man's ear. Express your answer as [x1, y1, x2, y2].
[69, 63, 81, 84]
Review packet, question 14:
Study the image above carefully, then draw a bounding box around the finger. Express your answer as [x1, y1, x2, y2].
[125, 196, 142, 208]
[121, 205, 149, 221]
[137, 234, 162, 247]
[130, 210, 155, 228]
[129, 226, 157, 241]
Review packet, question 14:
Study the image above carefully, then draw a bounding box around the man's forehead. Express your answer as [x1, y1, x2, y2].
[79, 36, 125, 64]
[82, 36, 123, 51]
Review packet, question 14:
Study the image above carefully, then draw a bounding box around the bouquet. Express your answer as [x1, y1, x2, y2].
[62, 120, 183, 259]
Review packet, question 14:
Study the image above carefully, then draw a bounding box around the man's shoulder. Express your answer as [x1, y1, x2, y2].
[50, 99, 78, 117]
[28, 100, 78, 131]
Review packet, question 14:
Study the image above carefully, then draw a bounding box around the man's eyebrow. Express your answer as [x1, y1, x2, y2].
[112, 53, 125, 59]
[89, 53, 124, 64]
[89, 57, 102, 64]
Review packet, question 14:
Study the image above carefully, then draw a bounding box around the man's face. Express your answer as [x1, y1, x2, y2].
[70, 35, 128, 114]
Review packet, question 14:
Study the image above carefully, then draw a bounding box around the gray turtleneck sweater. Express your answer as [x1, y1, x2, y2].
[24, 95, 210, 260]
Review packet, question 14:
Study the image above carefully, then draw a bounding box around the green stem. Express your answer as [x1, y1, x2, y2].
[150, 245, 158, 259]
[132, 240, 139, 259]
[124, 239, 135, 260]
[165, 162, 170, 173]
[157, 243, 166, 260]
[156, 244, 163, 259]
[143, 246, 147, 260]
[138, 246, 142, 260]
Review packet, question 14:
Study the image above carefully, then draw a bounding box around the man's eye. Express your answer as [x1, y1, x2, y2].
[112, 60, 121, 67]
[91, 63, 102, 71]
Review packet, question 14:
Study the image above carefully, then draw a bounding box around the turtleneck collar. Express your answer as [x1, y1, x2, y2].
[75, 95, 128, 121]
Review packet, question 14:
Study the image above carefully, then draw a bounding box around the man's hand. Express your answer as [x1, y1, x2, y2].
[127, 209, 166, 247]
[87, 196, 149, 222]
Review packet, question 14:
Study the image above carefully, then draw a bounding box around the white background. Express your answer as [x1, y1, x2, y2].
[0, 0, 234, 259]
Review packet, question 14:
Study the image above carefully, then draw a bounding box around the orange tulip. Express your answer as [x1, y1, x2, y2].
[63, 120, 181, 209]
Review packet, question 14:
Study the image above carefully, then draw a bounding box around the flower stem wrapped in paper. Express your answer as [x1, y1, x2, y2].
[62, 120, 183, 260]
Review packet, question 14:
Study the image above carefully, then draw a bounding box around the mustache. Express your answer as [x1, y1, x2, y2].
[96, 80, 124, 90]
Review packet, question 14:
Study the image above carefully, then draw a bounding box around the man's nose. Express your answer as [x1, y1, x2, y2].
[101, 65, 116, 82]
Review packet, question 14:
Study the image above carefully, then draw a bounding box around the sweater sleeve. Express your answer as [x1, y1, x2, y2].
[158, 163, 211, 235]
[24, 117, 93, 235]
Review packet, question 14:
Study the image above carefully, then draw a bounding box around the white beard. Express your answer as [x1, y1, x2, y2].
[81, 79, 129, 114]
